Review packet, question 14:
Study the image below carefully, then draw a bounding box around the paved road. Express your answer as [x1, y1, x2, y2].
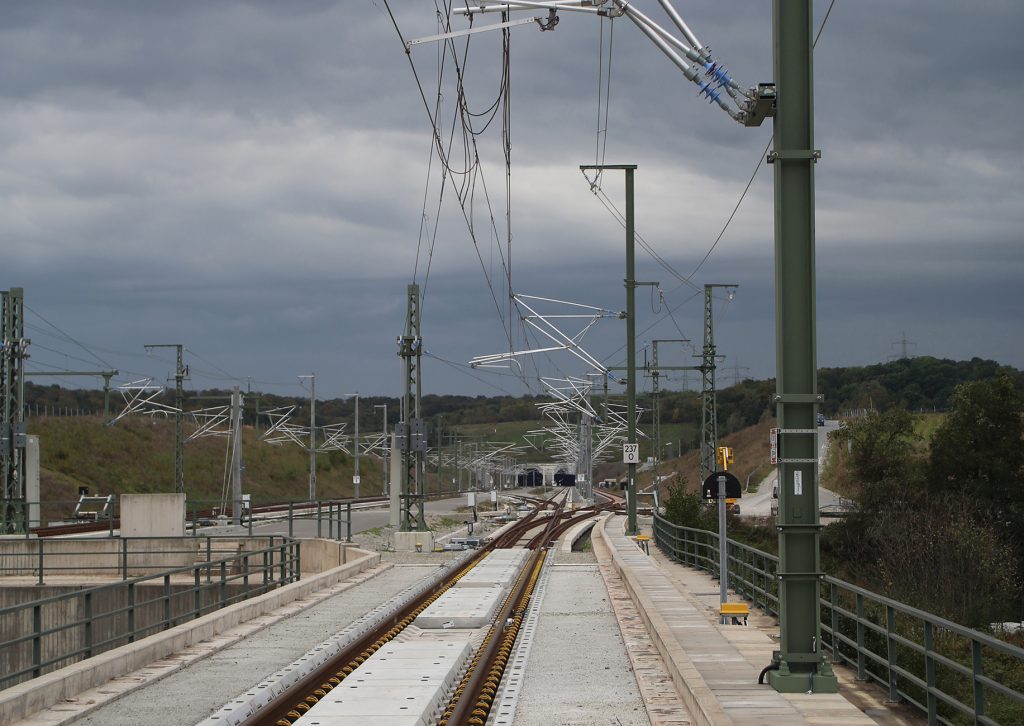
[741, 420, 842, 518]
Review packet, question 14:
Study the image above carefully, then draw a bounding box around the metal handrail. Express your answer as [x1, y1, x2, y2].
[0, 537, 300, 689]
[652, 514, 1024, 725]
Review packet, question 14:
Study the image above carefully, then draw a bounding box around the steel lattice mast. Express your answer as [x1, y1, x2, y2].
[1, 288, 29, 533]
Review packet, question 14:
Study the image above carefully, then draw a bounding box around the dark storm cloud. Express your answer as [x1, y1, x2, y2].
[0, 1, 1021, 398]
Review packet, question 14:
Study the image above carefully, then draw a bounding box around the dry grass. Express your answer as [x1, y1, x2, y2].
[29, 416, 385, 514]
[642, 418, 775, 499]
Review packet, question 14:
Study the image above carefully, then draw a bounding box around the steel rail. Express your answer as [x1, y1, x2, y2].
[241, 497, 563, 725]
[441, 500, 566, 725]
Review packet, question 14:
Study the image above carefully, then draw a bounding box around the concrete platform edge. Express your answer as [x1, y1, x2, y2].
[596, 515, 733, 726]
[0, 548, 382, 725]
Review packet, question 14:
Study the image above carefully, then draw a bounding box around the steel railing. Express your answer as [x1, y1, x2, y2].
[0, 535, 293, 584]
[0, 536, 300, 689]
[652, 514, 1024, 725]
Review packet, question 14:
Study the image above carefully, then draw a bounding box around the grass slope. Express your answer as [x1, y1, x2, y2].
[28, 416, 385, 513]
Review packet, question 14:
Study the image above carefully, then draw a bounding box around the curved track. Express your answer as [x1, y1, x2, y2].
[225, 488, 622, 726]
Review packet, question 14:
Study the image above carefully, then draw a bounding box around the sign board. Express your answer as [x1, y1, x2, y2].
[769, 427, 778, 465]
[701, 471, 742, 500]
[467, 492, 476, 506]
[352, 475, 361, 485]
[623, 443, 640, 464]
[490, 490, 497, 502]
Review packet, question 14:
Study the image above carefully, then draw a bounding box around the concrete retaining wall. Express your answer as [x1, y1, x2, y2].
[0, 546, 380, 725]
[0, 536, 293, 579]
[0, 538, 194, 578]
[1, 581, 257, 689]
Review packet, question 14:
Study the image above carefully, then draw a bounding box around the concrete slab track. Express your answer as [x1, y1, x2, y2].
[16, 563, 447, 726]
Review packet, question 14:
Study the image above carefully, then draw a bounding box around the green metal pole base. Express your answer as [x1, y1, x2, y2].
[766, 658, 839, 694]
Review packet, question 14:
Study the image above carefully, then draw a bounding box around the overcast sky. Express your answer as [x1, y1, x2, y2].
[2, 1, 1021, 404]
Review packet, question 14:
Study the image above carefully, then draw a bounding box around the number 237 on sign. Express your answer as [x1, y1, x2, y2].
[623, 443, 640, 464]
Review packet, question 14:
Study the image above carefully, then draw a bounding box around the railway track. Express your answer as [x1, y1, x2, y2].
[201, 488, 623, 726]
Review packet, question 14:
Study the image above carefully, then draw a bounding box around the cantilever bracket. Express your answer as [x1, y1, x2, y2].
[767, 149, 821, 163]
[772, 393, 823, 403]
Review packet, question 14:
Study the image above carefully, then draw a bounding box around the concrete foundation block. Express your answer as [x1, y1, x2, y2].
[392, 530, 434, 552]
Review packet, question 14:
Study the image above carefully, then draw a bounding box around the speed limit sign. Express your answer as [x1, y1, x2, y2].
[623, 443, 640, 464]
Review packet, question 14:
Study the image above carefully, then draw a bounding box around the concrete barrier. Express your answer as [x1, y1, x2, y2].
[596, 516, 732, 726]
[0, 547, 381, 725]
[300, 539, 363, 574]
[121, 494, 185, 537]
[560, 518, 596, 553]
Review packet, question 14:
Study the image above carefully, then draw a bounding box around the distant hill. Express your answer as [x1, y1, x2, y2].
[23, 357, 1020, 510]
[28, 415, 386, 516]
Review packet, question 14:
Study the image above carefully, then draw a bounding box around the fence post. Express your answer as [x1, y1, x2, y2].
[885, 605, 899, 702]
[972, 640, 986, 721]
[108, 503, 115, 537]
[855, 593, 866, 680]
[288, 501, 294, 539]
[37, 538, 44, 586]
[243, 554, 250, 599]
[247, 506, 253, 537]
[263, 548, 270, 588]
[316, 500, 322, 538]
[346, 502, 352, 543]
[924, 621, 937, 724]
[84, 591, 93, 657]
[163, 574, 172, 629]
[280, 540, 287, 584]
[128, 582, 136, 642]
[121, 538, 128, 580]
[206, 538, 212, 583]
[219, 561, 227, 608]
[194, 567, 202, 619]
[32, 603, 42, 678]
[829, 582, 838, 660]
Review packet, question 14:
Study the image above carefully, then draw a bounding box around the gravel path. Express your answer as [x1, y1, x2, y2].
[512, 548, 650, 726]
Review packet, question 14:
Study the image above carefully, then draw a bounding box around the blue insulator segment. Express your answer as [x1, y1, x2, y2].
[703, 61, 733, 89]
[697, 80, 722, 104]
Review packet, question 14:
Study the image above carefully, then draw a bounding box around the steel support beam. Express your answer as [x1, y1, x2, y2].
[398, 283, 427, 531]
[700, 286, 716, 482]
[1, 288, 28, 534]
[699, 285, 736, 483]
[624, 166, 639, 536]
[768, 0, 837, 693]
